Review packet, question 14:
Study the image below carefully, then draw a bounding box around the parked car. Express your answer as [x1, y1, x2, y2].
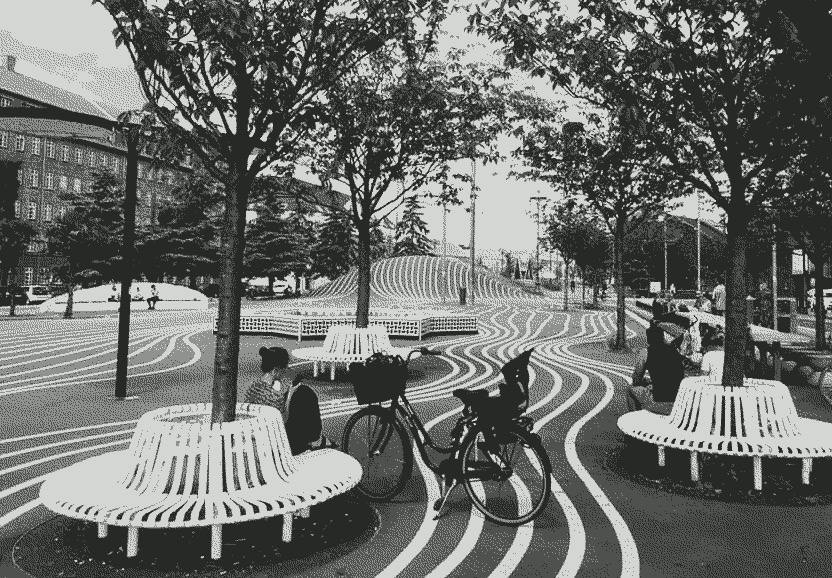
[807, 288, 832, 311]
[0, 286, 29, 306]
[22, 284, 51, 305]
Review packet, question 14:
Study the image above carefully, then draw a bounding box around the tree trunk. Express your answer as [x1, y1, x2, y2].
[268, 275, 274, 295]
[8, 270, 16, 317]
[355, 220, 371, 328]
[615, 215, 626, 348]
[211, 169, 251, 424]
[581, 266, 586, 305]
[722, 195, 749, 388]
[563, 260, 569, 311]
[64, 262, 74, 319]
[189, 275, 197, 289]
[814, 254, 826, 349]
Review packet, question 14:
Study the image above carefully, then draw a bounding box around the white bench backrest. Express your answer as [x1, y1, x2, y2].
[668, 381, 801, 440]
[117, 403, 297, 497]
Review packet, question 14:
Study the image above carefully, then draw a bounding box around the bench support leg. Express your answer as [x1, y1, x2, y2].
[300, 507, 310, 518]
[753, 456, 762, 490]
[97, 522, 108, 538]
[127, 527, 139, 558]
[657, 446, 665, 467]
[283, 513, 293, 542]
[211, 524, 222, 560]
[330, 363, 336, 381]
[689, 451, 699, 482]
[802, 458, 813, 484]
[313, 362, 319, 378]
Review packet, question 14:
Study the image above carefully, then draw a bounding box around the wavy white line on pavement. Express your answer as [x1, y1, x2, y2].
[0, 498, 41, 528]
[0, 438, 130, 479]
[0, 419, 139, 446]
[0, 328, 204, 397]
[546, 338, 640, 577]
[0, 325, 169, 362]
[0, 428, 133, 460]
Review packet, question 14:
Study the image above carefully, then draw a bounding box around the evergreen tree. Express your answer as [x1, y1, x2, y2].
[393, 195, 434, 256]
[311, 209, 354, 280]
[139, 170, 222, 286]
[0, 160, 36, 316]
[46, 169, 124, 318]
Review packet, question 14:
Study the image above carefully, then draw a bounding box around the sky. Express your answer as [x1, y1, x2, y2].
[0, 0, 724, 258]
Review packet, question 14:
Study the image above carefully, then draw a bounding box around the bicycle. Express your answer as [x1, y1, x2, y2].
[341, 347, 551, 526]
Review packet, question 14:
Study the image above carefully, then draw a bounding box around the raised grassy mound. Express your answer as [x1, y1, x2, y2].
[308, 255, 527, 301]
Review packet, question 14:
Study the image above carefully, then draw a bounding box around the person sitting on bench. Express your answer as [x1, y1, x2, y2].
[146, 284, 160, 310]
[245, 346, 336, 454]
[627, 321, 685, 415]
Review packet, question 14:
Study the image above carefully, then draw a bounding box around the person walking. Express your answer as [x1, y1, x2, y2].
[712, 276, 726, 316]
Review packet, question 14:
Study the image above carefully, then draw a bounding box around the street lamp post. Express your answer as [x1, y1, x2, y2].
[469, 157, 476, 305]
[530, 195, 546, 288]
[696, 191, 702, 293]
[658, 214, 668, 292]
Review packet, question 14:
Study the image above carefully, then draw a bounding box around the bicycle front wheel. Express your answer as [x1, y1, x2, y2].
[342, 405, 413, 501]
[459, 424, 551, 526]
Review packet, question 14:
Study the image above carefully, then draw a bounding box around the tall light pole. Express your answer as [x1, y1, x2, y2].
[469, 157, 476, 304]
[696, 190, 702, 293]
[772, 223, 778, 329]
[530, 195, 546, 288]
[658, 214, 667, 291]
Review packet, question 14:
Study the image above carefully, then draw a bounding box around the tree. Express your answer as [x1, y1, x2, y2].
[311, 209, 354, 280]
[97, 0, 435, 423]
[140, 169, 221, 285]
[45, 170, 124, 318]
[308, 45, 507, 326]
[393, 195, 434, 256]
[513, 104, 672, 345]
[471, 0, 802, 385]
[0, 160, 36, 317]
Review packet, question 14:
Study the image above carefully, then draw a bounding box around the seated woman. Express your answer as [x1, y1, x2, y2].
[244, 346, 336, 455]
[698, 333, 725, 382]
[627, 322, 685, 415]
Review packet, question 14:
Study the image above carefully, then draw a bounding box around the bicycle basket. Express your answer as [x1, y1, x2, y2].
[349, 352, 408, 405]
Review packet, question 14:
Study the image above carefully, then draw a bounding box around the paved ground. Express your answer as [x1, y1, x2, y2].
[1, 296, 831, 577]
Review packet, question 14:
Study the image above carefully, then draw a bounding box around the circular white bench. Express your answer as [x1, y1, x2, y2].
[293, 325, 415, 380]
[618, 377, 832, 490]
[39, 403, 362, 559]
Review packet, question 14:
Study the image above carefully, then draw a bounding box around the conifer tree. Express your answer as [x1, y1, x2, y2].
[311, 209, 354, 280]
[393, 195, 434, 256]
[0, 160, 36, 316]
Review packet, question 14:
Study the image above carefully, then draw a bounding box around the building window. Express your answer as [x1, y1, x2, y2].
[138, 163, 145, 179]
[44, 204, 53, 221]
[27, 202, 37, 220]
[24, 268, 34, 285]
[73, 178, 81, 193]
[27, 241, 39, 252]
[46, 173, 55, 190]
[15, 134, 25, 151]
[88, 151, 95, 167]
[0, 97, 10, 107]
[32, 137, 42, 155]
[75, 148, 83, 164]
[184, 153, 193, 168]
[61, 144, 70, 162]
[46, 140, 55, 158]
[0, 131, 7, 148]
[14, 200, 20, 217]
[59, 175, 68, 190]
[31, 170, 39, 188]
[59, 205, 67, 218]
[111, 157, 119, 171]
[100, 152, 107, 167]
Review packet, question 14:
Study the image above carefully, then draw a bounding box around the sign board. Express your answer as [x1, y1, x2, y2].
[649, 281, 661, 294]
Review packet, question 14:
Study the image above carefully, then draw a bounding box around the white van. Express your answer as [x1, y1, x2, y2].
[23, 285, 51, 305]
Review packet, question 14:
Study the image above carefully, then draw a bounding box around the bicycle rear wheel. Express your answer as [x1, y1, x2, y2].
[342, 405, 413, 501]
[459, 424, 551, 526]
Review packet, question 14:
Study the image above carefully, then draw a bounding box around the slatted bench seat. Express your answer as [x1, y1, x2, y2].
[293, 325, 414, 380]
[39, 403, 362, 560]
[618, 377, 832, 490]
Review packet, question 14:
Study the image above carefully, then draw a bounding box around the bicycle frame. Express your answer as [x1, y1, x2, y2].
[390, 394, 456, 474]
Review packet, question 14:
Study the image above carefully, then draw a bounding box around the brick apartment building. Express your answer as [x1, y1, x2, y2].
[0, 55, 191, 285]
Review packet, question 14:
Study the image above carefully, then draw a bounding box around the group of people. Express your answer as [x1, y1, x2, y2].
[109, 284, 161, 309]
[627, 318, 725, 415]
[651, 276, 726, 321]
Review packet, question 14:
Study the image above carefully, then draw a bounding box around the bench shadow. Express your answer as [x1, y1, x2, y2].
[13, 494, 378, 578]
[605, 440, 832, 506]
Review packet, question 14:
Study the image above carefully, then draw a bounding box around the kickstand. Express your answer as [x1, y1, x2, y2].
[433, 476, 458, 520]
